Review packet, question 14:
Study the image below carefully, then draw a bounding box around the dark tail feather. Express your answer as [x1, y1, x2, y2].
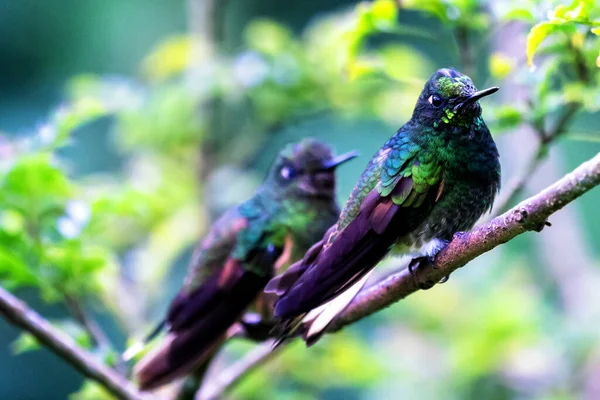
[270, 314, 306, 348]
[136, 332, 225, 391]
[135, 271, 270, 391]
[301, 269, 372, 346]
[270, 269, 372, 348]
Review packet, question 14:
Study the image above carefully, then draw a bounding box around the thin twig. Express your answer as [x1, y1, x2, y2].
[455, 26, 474, 78]
[198, 340, 282, 400]
[0, 286, 152, 400]
[489, 102, 581, 217]
[548, 102, 581, 141]
[488, 139, 546, 217]
[65, 296, 112, 351]
[65, 295, 129, 376]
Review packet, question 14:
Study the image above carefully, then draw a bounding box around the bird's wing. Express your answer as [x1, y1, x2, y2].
[272, 136, 445, 319]
[124, 206, 254, 362]
[180, 205, 254, 296]
[136, 263, 274, 390]
[136, 202, 284, 390]
[166, 200, 276, 332]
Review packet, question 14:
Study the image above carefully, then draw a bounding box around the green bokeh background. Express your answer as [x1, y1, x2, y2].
[1, 1, 599, 399]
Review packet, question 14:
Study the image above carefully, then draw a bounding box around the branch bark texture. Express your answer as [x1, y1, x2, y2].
[0, 286, 151, 400]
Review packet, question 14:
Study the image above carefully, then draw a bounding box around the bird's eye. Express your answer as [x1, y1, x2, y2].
[428, 95, 443, 107]
[280, 165, 297, 180]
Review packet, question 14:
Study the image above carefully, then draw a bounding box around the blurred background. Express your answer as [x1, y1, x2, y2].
[0, 0, 599, 399]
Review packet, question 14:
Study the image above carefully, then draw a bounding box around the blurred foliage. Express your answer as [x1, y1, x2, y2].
[0, 0, 599, 399]
[527, 0, 600, 67]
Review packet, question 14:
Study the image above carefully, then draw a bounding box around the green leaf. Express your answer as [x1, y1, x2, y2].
[142, 35, 200, 81]
[1, 153, 71, 219]
[44, 240, 112, 297]
[103, 349, 120, 367]
[245, 20, 293, 55]
[526, 0, 598, 67]
[370, 0, 399, 31]
[489, 52, 515, 79]
[51, 99, 107, 148]
[0, 247, 40, 288]
[527, 22, 559, 67]
[69, 380, 116, 400]
[11, 332, 41, 354]
[493, 105, 523, 130]
[501, 8, 535, 22]
[116, 85, 203, 153]
[0, 210, 25, 235]
[552, 0, 594, 22]
[401, 0, 449, 23]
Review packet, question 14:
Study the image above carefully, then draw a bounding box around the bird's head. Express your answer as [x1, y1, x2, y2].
[267, 138, 358, 198]
[412, 68, 498, 129]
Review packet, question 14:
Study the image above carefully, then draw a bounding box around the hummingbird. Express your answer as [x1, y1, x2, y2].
[132, 138, 358, 391]
[266, 68, 501, 345]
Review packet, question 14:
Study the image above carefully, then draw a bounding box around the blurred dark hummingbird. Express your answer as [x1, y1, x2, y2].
[132, 138, 358, 391]
[266, 68, 501, 345]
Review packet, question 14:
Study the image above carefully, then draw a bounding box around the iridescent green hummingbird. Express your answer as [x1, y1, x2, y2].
[266, 68, 501, 344]
[132, 138, 357, 390]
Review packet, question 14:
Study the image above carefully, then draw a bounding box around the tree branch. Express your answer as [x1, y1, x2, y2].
[0, 286, 152, 400]
[331, 151, 600, 330]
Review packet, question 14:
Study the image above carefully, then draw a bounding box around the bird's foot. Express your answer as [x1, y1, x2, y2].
[408, 256, 437, 290]
[240, 313, 275, 342]
[408, 255, 451, 290]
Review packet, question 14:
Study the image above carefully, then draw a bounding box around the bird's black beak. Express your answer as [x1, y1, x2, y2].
[319, 150, 360, 171]
[464, 86, 499, 104]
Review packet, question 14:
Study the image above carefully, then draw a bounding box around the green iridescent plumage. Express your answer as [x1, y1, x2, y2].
[134, 138, 357, 390]
[268, 68, 501, 345]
